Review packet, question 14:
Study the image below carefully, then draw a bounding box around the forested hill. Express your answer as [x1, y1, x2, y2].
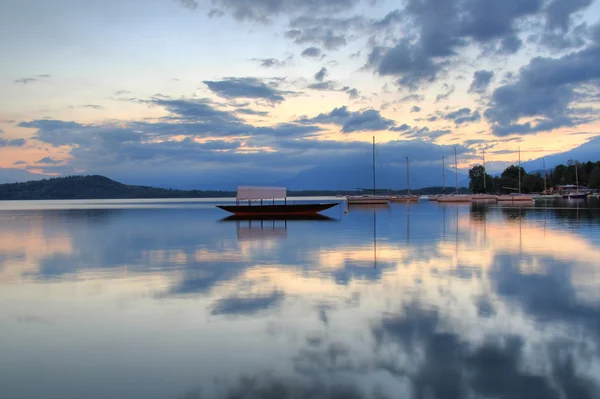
[0, 175, 235, 200]
[0, 175, 470, 200]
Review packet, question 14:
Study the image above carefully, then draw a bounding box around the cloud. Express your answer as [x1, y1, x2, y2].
[545, 0, 593, 32]
[346, 88, 359, 99]
[14, 78, 38, 84]
[13, 161, 27, 165]
[301, 47, 322, 58]
[307, 81, 336, 90]
[469, 70, 494, 94]
[203, 77, 292, 103]
[284, 15, 367, 50]
[84, 104, 105, 110]
[410, 106, 421, 113]
[435, 84, 455, 102]
[252, 56, 293, 68]
[298, 106, 396, 133]
[210, 291, 285, 316]
[401, 94, 425, 103]
[286, 29, 346, 51]
[235, 108, 269, 116]
[36, 157, 62, 165]
[364, 0, 548, 89]
[14, 74, 51, 84]
[443, 108, 481, 125]
[179, 0, 198, 10]
[314, 67, 328, 82]
[498, 34, 523, 54]
[203, 0, 360, 23]
[114, 90, 132, 95]
[0, 138, 26, 147]
[485, 27, 600, 136]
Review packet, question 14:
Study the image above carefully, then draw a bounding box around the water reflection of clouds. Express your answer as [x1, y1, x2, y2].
[1, 203, 600, 399]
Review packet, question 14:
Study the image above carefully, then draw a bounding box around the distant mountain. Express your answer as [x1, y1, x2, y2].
[522, 135, 600, 171]
[0, 168, 47, 184]
[273, 163, 468, 191]
[0, 175, 233, 201]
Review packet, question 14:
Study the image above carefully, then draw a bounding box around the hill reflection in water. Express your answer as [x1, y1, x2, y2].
[0, 199, 599, 399]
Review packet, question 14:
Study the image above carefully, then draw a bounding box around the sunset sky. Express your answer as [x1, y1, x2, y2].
[1, 0, 600, 187]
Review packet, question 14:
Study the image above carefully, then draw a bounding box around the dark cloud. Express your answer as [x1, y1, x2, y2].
[298, 106, 396, 133]
[485, 29, 600, 136]
[201, 0, 360, 23]
[286, 28, 347, 51]
[284, 15, 366, 50]
[435, 84, 455, 102]
[498, 34, 523, 54]
[252, 56, 293, 68]
[365, 0, 547, 89]
[545, 0, 593, 32]
[36, 157, 62, 165]
[235, 108, 269, 116]
[444, 108, 481, 125]
[210, 291, 285, 316]
[346, 88, 359, 99]
[114, 90, 132, 95]
[314, 67, 328, 82]
[469, 70, 494, 94]
[410, 106, 421, 113]
[308, 81, 336, 90]
[301, 46, 322, 58]
[13, 161, 27, 165]
[84, 104, 104, 110]
[203, 77, 292, 103]
[0, 138, 26, 147]
[401, 94, 425, 102]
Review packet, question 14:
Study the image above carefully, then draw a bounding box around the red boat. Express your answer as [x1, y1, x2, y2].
[216, 186, 339, 216]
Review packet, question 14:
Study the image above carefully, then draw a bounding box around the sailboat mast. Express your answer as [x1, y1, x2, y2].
[543, 157, 547, 194]
[454, 146, 458, 194]
[575, 161, 579, 189]
[406, 156, 411, 195]
[483, 149, 486, 191]
[372, 136, 376, 195]
[518, 146, 521, 194]
[442, 156, 445, 193]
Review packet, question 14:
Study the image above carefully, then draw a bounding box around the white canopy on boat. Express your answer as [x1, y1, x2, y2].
[236, 186, 286, 200]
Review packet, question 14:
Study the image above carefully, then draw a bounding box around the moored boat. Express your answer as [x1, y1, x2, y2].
[496, 193, 534, 201]
[470, 194, 497, 201]
[217, 186, 339, 216]
[563, 192, 588, 199]
[346, 195, 390, 205]
[437, 194, 472, 203]
[390, 195, 419, 202]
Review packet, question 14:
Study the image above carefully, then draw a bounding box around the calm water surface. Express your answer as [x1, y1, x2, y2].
[1, 198, 600, 399]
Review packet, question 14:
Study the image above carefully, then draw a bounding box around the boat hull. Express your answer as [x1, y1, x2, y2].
[436, 195, 472, 203]
[496, 194, 534, 201]
[346, 195, 390, 205]
[471, 194, 497, 201]
[563, 193, 588, 199]
[390, 195, 419, 202]
[216, 203, 338, 216]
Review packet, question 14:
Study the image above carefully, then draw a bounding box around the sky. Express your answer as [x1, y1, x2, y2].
[1, 0, 600, 188]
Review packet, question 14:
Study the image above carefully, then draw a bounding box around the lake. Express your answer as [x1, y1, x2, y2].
[1, 198, 599, 399]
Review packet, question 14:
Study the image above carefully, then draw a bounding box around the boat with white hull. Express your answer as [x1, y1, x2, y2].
[346, 137, 390, 206]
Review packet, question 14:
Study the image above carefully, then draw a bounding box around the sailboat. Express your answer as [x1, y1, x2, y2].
[390, 156, 419, 202]
[346, 136, 390, 205]
[533, 157, 560, 200]
[428, 156, 445, 201]
[563, 162, 588, 199]
[471, 149, 496, 201]
[497, 147, 534, 202]
[437, 146, 471, 202]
